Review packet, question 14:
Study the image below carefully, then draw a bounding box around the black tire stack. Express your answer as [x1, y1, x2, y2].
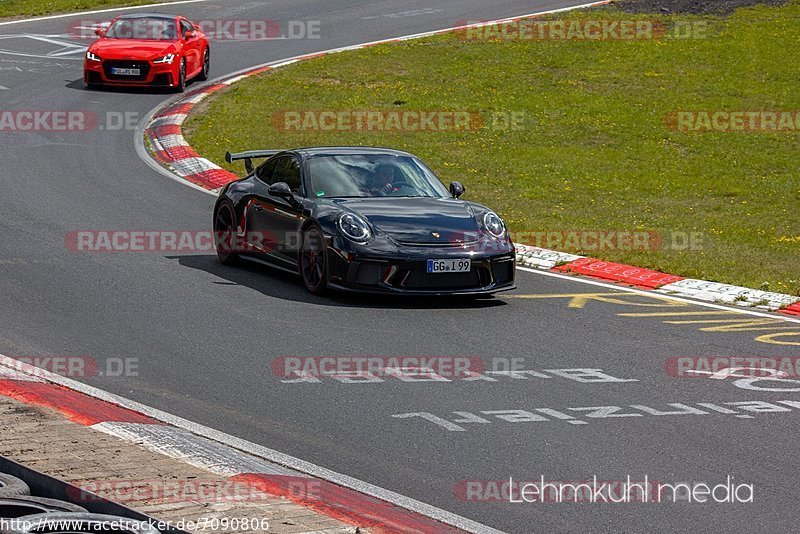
[0, 475, 29, 498]
[0, 472, 161, 533]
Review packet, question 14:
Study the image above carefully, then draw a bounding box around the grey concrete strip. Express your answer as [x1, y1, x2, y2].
[93, 422, 302, 477]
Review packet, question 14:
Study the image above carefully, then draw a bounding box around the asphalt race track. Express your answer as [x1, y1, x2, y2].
[1, 1, 799, 532]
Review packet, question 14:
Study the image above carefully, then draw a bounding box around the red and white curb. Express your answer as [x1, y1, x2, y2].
[0, 354, 497, 533]
[137, 0, 799, 316]
[514, 244, 800, 315]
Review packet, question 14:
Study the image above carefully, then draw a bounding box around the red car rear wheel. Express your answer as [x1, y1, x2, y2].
[198, 48, 210, 81]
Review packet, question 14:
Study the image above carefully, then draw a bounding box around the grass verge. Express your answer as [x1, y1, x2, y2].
[0, 0, 176, 19]
[185, 2, 800, 295]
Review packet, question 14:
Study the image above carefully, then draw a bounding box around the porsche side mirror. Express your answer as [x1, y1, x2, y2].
[94, 28, 105, 37]
[449, 181, 465, 198]
[269, 182, 295, 202]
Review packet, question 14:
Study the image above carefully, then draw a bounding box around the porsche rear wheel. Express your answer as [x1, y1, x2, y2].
[214, 203, 239, 266]
[300, 226, 328, 295]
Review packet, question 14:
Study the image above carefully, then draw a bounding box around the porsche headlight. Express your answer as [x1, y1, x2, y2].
[86, 51, 101, 62]
[153, 53, 175, 64]
[338, 213, 371, 243]
[483, 211, 506, 238]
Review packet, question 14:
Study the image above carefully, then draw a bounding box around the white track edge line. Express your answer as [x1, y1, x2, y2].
[0, 354, 504, 534]
[0, 0, 208, 27]
[516, 266, 800, 324]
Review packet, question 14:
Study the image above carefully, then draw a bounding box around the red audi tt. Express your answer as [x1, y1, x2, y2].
[84, 13, 209, 92]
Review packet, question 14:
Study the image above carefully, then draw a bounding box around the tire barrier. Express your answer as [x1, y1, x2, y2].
[0, 495, 87, 518]
[0, 475, 29, 498]
[0, 472, 160, 534]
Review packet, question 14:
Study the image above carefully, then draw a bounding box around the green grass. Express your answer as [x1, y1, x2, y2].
[0, 0, 173, 19]
[185, 3, 800, 295]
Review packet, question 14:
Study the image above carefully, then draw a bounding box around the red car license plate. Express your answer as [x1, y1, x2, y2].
[111, 67, 140, 76]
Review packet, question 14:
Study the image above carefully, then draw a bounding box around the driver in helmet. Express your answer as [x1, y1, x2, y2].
[370, 164, 400, 196]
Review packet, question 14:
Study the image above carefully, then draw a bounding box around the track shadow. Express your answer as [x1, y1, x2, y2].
[64, 78, 202, 93]
[65, 78, 90, 90]
[171, 254, 507, 310]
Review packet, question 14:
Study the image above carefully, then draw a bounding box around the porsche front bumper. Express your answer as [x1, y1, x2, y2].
[327, 249, 516, 295]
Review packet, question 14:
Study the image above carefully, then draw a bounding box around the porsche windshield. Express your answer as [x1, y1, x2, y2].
[306, 155, 451, 198]
[105, 17, 178, 40]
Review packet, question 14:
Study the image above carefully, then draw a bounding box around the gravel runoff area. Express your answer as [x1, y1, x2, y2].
[613, 0, 792, 14]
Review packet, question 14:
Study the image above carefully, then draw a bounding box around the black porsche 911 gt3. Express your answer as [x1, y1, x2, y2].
[213, 146, 516, 295]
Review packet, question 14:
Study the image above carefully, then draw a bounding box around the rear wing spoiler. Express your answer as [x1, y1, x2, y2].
[225, 150, 284, 173]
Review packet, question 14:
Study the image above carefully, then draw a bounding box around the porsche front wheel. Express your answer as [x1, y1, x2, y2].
[300, 226, 328, 294]
[214, 203, 239, 266]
